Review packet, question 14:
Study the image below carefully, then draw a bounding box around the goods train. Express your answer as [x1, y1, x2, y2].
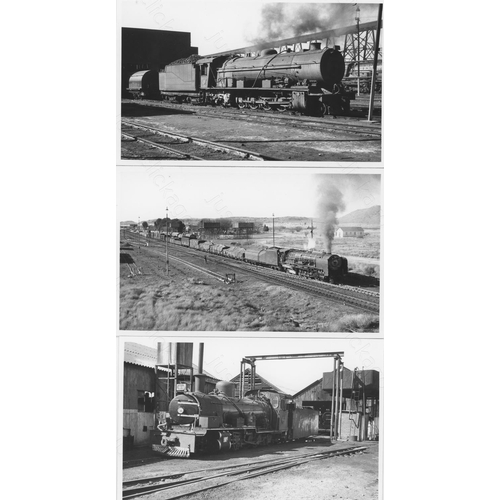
[127, 42, 355, 116]
[152, 381, 318, 457]
[161, 232, 348, 283]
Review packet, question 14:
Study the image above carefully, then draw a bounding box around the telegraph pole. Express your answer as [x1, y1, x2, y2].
[367, 3, 383, 122]
[355, 5, 361, 96]
[165, 207, 169, 275]
[272, 213, 275, 247]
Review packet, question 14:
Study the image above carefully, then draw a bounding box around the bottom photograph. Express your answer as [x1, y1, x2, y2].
[118, 337, 382, 500]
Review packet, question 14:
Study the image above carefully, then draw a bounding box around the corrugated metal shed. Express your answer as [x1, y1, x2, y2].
[124, 343, 219, 382]
[322, 368, 379, 397]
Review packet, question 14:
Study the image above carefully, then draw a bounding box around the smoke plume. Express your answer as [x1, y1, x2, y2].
[314, 174, 380, 253]
[317, 183, 345, 254]
[251, 3, 380, 44]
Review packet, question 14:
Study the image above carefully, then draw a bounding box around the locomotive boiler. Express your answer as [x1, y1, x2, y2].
[281, 249, 348, 282]
[217, 45, 345, 89]
[151, 381, 318, 458]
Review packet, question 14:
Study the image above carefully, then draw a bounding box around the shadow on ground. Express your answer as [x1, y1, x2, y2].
[123, 435, 357, 467]
[343, 272, 380, 288]
[122, 102, 195, 118]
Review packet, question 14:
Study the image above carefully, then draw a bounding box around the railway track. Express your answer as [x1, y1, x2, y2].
[122, 120, 281, 161]
[122, 99, 382, 137]
[122, 446, 367, 499]
[122, 232, 379, 314]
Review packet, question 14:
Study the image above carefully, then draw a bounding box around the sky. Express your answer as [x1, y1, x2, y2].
[124, 336, 383, 395]
[117, 167, 381, 222]
[120, 1, 381, 55]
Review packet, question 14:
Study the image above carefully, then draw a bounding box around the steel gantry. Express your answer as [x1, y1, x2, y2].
[239, 351, 344, 442]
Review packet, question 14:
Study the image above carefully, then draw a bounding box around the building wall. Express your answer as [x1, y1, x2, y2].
[121, 28, 198, 94]
[124, 364, 156, 410]
[123, 410, 155, 447]
[338, 412, 379, 441]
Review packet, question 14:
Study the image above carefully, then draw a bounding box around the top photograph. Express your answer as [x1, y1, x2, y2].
[119, 1, 383, 163]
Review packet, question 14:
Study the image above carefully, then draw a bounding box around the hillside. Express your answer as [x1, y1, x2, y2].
[338, 205, 380, 226]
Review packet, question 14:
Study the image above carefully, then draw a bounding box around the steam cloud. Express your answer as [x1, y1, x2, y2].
[251, 3, 380, 44]
[314, 174, 380, 253]
[317, 183, 345, 254]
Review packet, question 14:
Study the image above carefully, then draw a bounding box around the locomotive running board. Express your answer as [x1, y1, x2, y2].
[152, 444, 191, 458]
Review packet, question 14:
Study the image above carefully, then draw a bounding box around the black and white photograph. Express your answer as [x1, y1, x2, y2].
[119, 337, 382, 499]
[119, 1, 382, 162]
[118, 168, 381, 332]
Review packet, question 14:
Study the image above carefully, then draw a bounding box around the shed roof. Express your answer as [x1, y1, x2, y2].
[292, 378, 322, 398]
[230, 368, 286, 395]
[124, 342, 219, 382]
[338, 227, 364, 232]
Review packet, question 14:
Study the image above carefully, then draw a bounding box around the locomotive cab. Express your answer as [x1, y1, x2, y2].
[197, 56, 228, 90]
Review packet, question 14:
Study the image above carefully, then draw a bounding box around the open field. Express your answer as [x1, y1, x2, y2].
[119, 235, 379, 332]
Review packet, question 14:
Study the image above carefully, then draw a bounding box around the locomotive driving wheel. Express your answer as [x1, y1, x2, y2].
[248, 99, 259, 110]
[261, 101, 271, 111]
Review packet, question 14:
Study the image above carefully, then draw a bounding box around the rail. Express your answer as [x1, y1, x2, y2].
[123, 232, 379, 314]
[122, 446, 368, 499]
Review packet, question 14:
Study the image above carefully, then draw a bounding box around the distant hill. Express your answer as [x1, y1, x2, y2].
[338, 205, 380, 226]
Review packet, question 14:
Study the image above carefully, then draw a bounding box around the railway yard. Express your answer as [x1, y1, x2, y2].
[121, 100, 381, 162]
[122, 438, 379, 500]
[119, 230, 380, 332]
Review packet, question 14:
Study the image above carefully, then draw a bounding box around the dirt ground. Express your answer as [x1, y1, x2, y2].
[119, 236, 379, 332]
[121, 102, 381, 162]
[122, 438, 379, 500]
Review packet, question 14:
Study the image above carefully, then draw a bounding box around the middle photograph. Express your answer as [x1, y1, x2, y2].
[118, 168, 381, 333]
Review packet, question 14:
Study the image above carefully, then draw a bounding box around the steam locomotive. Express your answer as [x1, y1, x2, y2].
[152, 381, 318, 458]
[127, 42, 354, 116]
[162, 233, 349, 283]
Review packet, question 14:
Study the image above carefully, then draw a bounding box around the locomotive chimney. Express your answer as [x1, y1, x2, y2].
[194, 343, 207, 393]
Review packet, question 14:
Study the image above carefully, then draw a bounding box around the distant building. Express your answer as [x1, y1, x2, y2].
[200, 221, 221, 238]
[335, 226, 365, 238]
[230, 368, 286, 398]
[235, 222, 255, 238]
